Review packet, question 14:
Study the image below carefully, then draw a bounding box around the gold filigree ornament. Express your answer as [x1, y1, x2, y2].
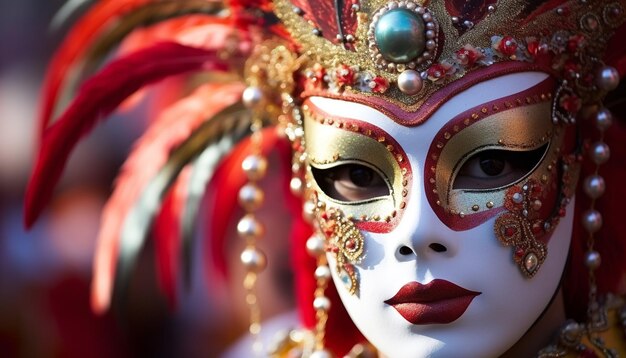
[494, 179, 549, 278]
[317, 207, 365, 295]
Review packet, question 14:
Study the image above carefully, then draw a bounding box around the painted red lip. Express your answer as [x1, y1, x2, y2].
[384, 279, 481, 325]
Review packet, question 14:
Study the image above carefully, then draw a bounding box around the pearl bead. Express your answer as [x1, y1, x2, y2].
[242, 86, 263, 108]
[590, 141, 610, 165]
[595, 66, 620, 91]
[313, 296, 331, 311]
[240, 247, 267, 272]
[397, 70, 423, 95]
[374, 9, 426, 63]
[289, 177, 303, 196]
[583, 175, 606, 199]
[237, 214, 264, 240]
[582, 209, 603, 233]
[306, 235, 326, 257]
[238, 183, 264, 211]
[584, 250, 601, 270]
[310, 349, 333, 358]
[315, 265, 332, 281]
[594, 107, 613, 131]
[241, 154, 268, 181]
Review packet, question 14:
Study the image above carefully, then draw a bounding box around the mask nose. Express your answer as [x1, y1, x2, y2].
[392, 179, 458, 261]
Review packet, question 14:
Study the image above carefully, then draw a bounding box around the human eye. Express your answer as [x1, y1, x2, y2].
[453, 144, 547, 190]
[312, 163, 390, 202]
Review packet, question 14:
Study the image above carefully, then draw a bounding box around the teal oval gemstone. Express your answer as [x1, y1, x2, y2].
[374, 9, 426, 63]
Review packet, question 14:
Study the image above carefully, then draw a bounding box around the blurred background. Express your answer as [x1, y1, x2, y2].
[0, 1, 296, 357]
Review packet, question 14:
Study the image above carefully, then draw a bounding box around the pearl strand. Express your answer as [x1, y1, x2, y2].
[238, 86, 268, 355]
[583, 65, 619, 329]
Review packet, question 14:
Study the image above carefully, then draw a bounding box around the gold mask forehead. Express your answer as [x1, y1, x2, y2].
[302, 102, 411, 227]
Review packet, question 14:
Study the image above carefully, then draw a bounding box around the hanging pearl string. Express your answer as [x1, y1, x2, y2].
[583, 65, 619, 329]
[306, 231, 334, 357]
[302, 193, 334, 358]
[238, 86, 268, 355]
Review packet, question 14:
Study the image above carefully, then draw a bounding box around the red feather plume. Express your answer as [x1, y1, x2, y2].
[89, 82, 244, 313]
[25, 42, 231, 229]
[39, 0, 156, 137]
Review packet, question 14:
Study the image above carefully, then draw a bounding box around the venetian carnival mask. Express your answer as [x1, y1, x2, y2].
[23, 0, 625, 357]
[303, 72, 577, 357]
[262, 0, 622, 356]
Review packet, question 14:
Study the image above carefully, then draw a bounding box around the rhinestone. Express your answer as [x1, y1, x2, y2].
[524, 253, 539, 273]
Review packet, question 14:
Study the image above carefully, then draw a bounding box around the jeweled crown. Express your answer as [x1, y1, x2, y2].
[271, 0, 625, 113]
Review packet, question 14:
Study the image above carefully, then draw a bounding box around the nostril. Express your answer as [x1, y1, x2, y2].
[429, 243, 447, 253]
[399, 246, 414, 256]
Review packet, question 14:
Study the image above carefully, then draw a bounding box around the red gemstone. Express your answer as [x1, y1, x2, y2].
[578, 348, 599, 358]
[526, 39, 539, 56]
[455, 46, 482, 67]
[370, 76, 389, 93]
[559, 93, 581, 114]
[498, 36, 518, 56]
[504, 226, 517, 237]
[427, 63, 448, 80]
[515, 248, 525, 258]
[335, 64, 356, 86]
[566, 34, 585, 53]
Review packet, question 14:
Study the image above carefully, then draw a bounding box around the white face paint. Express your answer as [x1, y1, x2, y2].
[307, 72, 575, 357]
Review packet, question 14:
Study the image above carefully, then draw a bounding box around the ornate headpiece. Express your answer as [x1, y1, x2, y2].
[23, 0, 626, 356]
[265, 0, 624, 116]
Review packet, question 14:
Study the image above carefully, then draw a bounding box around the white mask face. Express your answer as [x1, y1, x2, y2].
[303, 72, 577, 357]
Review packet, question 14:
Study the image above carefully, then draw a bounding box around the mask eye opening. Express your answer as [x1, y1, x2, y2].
[310, 161, 392, 204]
[452, 142, 550, 191]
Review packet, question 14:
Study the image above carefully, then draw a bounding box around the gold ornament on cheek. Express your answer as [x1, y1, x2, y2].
[494, 150, 581, 278]
[317, 206, 365, 296]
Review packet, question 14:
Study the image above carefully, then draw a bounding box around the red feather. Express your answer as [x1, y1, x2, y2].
[39, 0, 155, 137]
[153, 166, 193, 309]
[89, 82, 243, 313]
[25, 42, 231, 229]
